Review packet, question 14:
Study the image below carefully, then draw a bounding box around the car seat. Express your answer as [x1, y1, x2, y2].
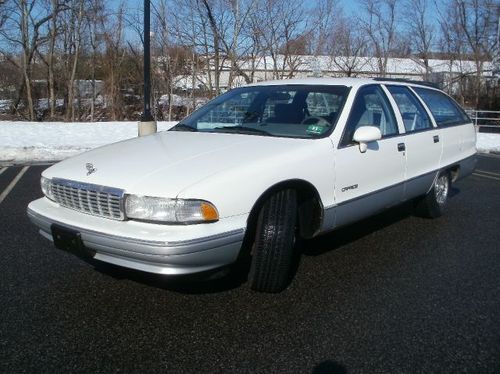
[267, 103, 304, 124]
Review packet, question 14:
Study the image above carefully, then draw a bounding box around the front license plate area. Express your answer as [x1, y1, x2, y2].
[51, 224, 95, 258]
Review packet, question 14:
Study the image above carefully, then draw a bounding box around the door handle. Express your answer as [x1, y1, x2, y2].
[397, 143, 406, 152]
[433, 135, 440, 143]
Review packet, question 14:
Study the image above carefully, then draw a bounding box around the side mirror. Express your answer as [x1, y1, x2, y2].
[353, 126, 382, 153]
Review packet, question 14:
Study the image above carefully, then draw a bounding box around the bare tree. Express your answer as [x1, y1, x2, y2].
[360, 0, 400, 77]
[151, 0, 193, 119]
[35, 0, 69, 119]
[86, 0, 106, 121]
[309, 0, 337, 56]
[404, 0, 435, 78]
[61, 0, 86, 121]
[0, 0, 52, 119]
[102, 4, 126, 120]
[46, 0, 59, 118]
[439, 0, 498, 107]
[221, 0, 257, 88]
[172, 0, 221, 96]
[328, 15, 369, 76]
[0, 0, 14, 34]
[456, 0, 498, 107]
[200, 0, 223, 94]
[252, 0, 307, 79]
[0, 0, 498, 121]
[438, 4, 468, 103]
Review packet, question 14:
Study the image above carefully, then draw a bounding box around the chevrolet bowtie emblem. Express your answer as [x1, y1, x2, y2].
[86, 163, 97, 176]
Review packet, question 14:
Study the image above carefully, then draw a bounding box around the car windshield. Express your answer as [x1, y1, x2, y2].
[170, 85, 349, 138]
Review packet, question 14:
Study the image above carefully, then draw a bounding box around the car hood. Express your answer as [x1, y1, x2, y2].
[43, 131, 314, 197]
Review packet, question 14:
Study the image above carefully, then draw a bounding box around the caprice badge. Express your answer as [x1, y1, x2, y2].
[86, 163, 97, 176]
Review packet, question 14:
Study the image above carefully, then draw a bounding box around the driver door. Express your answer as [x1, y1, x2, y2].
[333, 85, 406, 228]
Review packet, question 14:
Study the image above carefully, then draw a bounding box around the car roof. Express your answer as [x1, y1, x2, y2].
[245, 77, 440, 90]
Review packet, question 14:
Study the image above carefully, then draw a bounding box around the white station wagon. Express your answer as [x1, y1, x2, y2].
[28, 78, 477, 293]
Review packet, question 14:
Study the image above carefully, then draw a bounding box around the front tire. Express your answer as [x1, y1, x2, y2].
[414, 172, 450, 218]
[249, 189, 298, 293]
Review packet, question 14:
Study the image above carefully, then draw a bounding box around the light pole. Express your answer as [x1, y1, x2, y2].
[138, 0, 157, 136]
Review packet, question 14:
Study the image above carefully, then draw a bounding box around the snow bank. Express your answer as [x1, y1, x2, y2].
[0, 121, 176, 163]
[476, 133, 500, 154]
[1, 121, 499, 163]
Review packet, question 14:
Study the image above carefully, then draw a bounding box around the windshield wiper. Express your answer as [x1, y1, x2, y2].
[208, 126, 273, 136]
[170, 123, 198, 132]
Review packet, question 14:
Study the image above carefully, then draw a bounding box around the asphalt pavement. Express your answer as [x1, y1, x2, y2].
[1, 155, 499, 373]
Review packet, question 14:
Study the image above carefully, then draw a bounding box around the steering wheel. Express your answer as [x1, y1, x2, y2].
[301, 116, 331, 127]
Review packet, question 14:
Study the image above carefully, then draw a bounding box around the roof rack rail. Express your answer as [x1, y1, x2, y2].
[372, 77, 440, 89]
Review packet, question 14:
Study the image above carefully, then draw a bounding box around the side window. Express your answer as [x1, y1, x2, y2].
[340, 85, 398, 146]
[387, 85, 433, 133]
[413, 87, 470, 127]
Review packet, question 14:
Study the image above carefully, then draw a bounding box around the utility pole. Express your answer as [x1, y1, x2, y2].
[138, 0, 157, 136]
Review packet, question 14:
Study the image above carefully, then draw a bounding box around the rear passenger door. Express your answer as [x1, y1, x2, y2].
[412, 87, 474, 169]
[386, 85, 442, 199]
[333, 85, 405, 228]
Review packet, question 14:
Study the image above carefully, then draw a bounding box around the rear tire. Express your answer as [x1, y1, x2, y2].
[249, 189, 298, 293]
[414, 172, 450, 218]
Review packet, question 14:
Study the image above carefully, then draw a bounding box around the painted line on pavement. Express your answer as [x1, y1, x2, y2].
[0, 166, 29, 205]
[0, 167, 7, 176]
[475, 169, 500, 177]
[472, 172, 500, 182]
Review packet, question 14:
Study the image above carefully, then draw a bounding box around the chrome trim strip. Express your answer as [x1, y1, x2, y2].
[335, 179, 408, 207]
[52, 178, 125, 197]
[27, 208, 245, 248]
[331, 153, 476, 208]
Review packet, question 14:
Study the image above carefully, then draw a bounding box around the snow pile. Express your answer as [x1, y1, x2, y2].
[0, 121, 176, 163]
[476, 132, 500, 154]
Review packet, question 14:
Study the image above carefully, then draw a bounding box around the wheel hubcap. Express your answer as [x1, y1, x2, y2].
[434, 175, 449, 205]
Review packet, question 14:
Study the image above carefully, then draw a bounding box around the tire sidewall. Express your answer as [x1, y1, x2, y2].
[248, 189, 298, 293]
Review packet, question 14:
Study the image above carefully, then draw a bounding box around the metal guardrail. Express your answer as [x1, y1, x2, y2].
[466, 110, 500, 129]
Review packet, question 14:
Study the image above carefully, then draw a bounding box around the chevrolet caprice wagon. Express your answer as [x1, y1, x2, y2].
[28, 78, 477, 293]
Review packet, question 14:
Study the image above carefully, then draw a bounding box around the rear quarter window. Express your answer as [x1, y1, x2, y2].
[412, 87, 470, 127]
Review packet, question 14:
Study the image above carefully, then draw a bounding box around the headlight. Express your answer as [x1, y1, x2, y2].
[125, 195, 219, 224]
[41, 176, 55, 201]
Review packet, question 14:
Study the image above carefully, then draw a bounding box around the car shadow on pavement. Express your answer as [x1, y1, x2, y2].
[303, 185, 460, 257]
[312, 360, 348, 374]
[302, 201, 416, 257]
[449, 185, 460, 198]
[91, 259, 247, 294]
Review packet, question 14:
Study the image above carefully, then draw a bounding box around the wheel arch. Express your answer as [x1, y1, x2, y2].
[446, 164, 460, 182]
[243, 179, 324, 246]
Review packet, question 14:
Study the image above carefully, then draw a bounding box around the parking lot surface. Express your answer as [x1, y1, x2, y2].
[1, 155, 499, 373]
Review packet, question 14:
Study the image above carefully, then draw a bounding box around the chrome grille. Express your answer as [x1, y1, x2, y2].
[51, 178, 125, 220]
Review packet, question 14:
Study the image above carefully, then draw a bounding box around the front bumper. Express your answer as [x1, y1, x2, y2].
[27, 198, 247, 275]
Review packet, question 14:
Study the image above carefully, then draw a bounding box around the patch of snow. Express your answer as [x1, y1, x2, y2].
[476, 132, 500, 154]
[0, 121, 177, 163]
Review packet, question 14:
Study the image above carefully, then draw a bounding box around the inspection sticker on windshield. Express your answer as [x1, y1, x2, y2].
[306, 125, 327, 135]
